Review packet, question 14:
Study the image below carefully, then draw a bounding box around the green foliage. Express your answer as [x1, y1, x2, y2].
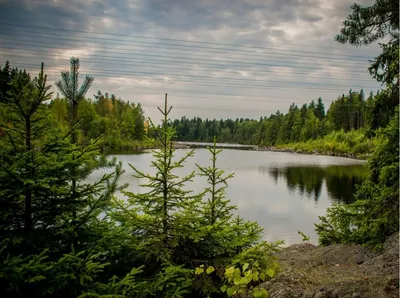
[316, 107, 399, 248]
[335, 0, 398, 46]
[0, 60, 148, 297]
[113, 94, 200, 261]
[169, 92, 375, 153]
[281, 129, 375, 157]
[111, 94, 281, 297]
[196, 241, 281, 298]
[48, 87, 148, 153]
[335, 0, 399, 85]
[327, 90, 366, 131]
[0, 64, 77, 250]
[196, 136, 235, 225]
[315, 0, 399, 248]
[335, 0, 399, 131]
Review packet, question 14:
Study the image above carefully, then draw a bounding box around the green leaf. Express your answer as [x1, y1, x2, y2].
[195, 267, 204, 275]
[206, 266, 215, 274]
[225, 266, 235, 276]
[226, 287, 235, 297]
[252, 288, 263, 297]
[252, 272, 259, 282]
[220, 285, 228, 292]
[266, 268, 275, 278]
[233, 276, 241, 285]
[242, 262, 249, 272]
[259, 272, 266, 281]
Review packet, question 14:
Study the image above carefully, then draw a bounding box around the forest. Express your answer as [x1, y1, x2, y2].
[0, 66, 382, 157]
[169, 91, 379, 157]
[171, 92, 365, 144]
[0, 0, 398, 297]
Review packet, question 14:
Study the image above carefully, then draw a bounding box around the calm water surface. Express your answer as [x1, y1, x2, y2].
[88, 149, 367, 245]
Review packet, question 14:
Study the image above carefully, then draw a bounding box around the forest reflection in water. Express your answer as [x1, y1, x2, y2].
[264, 164, 368, 204]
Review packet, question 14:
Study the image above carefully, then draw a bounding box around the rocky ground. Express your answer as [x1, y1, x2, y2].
[262, 233, 399, 298]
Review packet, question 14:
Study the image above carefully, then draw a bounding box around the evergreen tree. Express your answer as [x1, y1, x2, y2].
[0, 62, 147, 298]
[336, 0, 399, 130]
[0, 61, 11, 100]
[315, 97, 325, 120]
[114, 93, 200, 260]
[196, 136, 235, 226]
[0, 65, 70, 251]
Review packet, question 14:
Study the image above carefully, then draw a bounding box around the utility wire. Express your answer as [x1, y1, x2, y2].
[1, 47, 374, 81]
[0, 22, 375, 59]
[0, 28, 371, 65]
[10, 63, 376, 92]
[0, 40, 370, 75]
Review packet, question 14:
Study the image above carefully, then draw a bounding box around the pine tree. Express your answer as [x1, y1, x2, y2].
[0, 64, 69, 251]
[54, 57, 126, 251]
[185, 137, 264, 296]
[114, 93, 200, 259]
[196, 136, 235, 226]
[336, 0, 399, 129]
[0, 61, 11, 100]
[0, 63, 134, 297]
[315, 97, 326, 120]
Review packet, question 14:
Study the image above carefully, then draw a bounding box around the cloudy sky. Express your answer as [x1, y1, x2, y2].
[0, 0, 381, 121]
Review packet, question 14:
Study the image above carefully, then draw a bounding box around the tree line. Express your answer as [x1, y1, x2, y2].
[170, 91, 382, 146]
[49, 90, 146, 151]
[0, 63, 147, 152]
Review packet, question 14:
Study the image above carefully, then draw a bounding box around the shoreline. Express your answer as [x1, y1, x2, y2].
[252, 145, 368, 160]
[106, 142, 369, 161]
[173, 142, 368, 160]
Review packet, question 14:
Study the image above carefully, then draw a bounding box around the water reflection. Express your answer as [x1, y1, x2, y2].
[263, 165, 368, 204]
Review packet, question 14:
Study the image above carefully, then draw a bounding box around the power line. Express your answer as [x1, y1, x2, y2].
[0, 12, 377, 53]
[1, 47, 374, 81]
[10, 63, 376, 92]
[0, 40, 372, 75]
[0, 27, 371, 65]
[12, 62, 369, 89]
[10, 60, 362, 102]
[0, 22, 375, 59]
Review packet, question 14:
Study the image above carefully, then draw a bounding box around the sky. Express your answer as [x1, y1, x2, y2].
[0, 0, 382, 122]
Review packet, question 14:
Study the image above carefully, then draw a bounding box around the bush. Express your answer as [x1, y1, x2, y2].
[282, 129, 374, 157]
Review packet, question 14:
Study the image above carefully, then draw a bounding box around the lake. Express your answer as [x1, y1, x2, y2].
[88, 149, 368, 245]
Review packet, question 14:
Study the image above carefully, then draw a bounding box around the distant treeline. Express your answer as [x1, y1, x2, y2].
[0, 63, 148, 152]
[49, 90, 147, 151]
[169, 90, 387, 146]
